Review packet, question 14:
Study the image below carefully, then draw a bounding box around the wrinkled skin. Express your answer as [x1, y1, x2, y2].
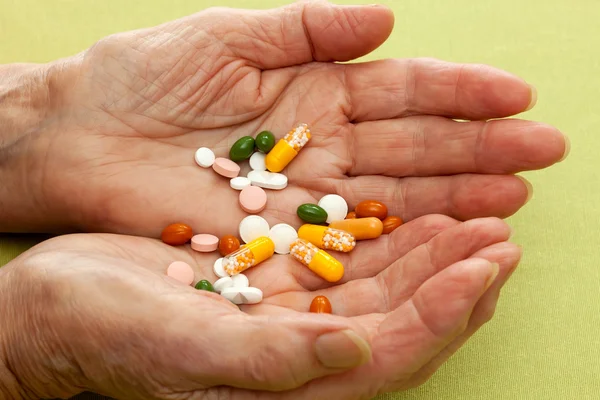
[0, 1, 569, 398]
[6, 1, 566, 237]
[2, 216, 520, 399]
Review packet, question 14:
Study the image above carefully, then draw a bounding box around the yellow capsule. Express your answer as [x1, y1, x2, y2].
[289, 239, 344, 282]
[265, 123, 311, 172]
[222, 236, 274, 275]
[298, 224, 356, 253]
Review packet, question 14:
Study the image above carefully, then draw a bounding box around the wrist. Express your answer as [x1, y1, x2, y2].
[0, 267, 30, 399]
[0, 61, 74, 233]
[0, 260, 82, 399]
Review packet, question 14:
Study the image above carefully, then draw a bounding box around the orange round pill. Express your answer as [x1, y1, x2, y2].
[382, 216, 403, 234]
[355, 200, 388, 220]
[309, 295, 332, 314]
[161, 223, 193, 246]
[218, 235, 241, 257]
[345, 211, 357, 219]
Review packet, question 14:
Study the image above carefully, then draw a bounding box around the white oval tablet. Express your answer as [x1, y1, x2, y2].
[230, 176, 252, 190]
[239, 215, 270, 244]
[231, 273, 249, 288]
[213, 258, 228, 278]
[318, 194, 348, 223]
[269, 223, 298, 255]
[249, 152, 267, 171]
[248, 170, 288, 190]
[221, 287, 263, 305]
[194, 147, 215, 168]
[213, 276, 234, 293]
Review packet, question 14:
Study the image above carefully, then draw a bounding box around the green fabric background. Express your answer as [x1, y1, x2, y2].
[1, 0, 599, 399]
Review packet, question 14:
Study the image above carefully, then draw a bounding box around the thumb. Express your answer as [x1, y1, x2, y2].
[203, 313, 372, 391]
[192, 0, 395, 69]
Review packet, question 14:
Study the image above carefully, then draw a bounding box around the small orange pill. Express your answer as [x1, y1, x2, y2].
[218, 235, 241, 256]
[355, 200, 388, 220]
[309, 295, 332, 314]
[345, 211, 357, 219]
[328, 217, 383, 240]
[382, 216, 403, 234]
[161, 223, 193, 246]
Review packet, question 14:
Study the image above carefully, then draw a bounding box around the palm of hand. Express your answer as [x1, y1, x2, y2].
[36, 3, 562, 237]
[52, 18, 356, 237]
[15, 214, 517, 400]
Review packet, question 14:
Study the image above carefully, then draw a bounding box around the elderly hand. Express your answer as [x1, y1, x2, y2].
[1, 215, 519, 399]
[0, 1, 567, 236]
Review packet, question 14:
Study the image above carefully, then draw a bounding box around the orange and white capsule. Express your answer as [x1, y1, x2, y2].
[289, 239, 344, 282]
[222, 236, 275, 275]
[298, 224, 356, 252]
[265, 123, 311, 172]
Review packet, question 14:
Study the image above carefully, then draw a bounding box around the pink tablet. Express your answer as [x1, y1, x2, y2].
[239, 186, 267, 214]
[191, 234, 219, 252]
[212, 157, 240, 178]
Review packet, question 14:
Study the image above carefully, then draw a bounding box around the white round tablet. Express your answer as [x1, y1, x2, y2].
[269, 223, 298, 255]
[231, 273, 249, 288]
[213, 276, 234, 293]
[221, 287, 263, 305]
[239, 215, 270, 244]
[230, 176, 252, 191]
[194, 147, 215, 168]
[318, 194, 348, 223]
[249, 152, 267, 171]
[213, 258, 228, 278]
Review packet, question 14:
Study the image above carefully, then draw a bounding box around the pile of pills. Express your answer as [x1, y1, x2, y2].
[162, 123, 403, 313]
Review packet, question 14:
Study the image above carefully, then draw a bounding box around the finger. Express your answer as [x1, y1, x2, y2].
[350, 117, 568, 177]
[377, 217, 511, 309]
[399, 242, 522, 390]
[184, 312, 372, 392]
[250, 258, 499, 400]
[246, 214, 459, 295]
[334, 174, 532, 222]
[374, 258, 498, 382]
[342, 58, 536, 121]
[195, 1, 394, 69]
[260, 218, 510, 316]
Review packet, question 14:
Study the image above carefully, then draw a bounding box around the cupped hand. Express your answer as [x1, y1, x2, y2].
[2, 214, 520, 399]
[8, 0, 567, 236]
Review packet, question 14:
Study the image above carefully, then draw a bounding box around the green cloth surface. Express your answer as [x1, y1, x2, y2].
[1, 0, 599, 399]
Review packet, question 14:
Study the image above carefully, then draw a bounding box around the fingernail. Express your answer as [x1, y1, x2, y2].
[485, 263, 500, 290]
[524, 85, 537, 111]
[315, 329, 372, 369]
[559, 135, 571, 162]
[508, 224, 515, 238]
[515, 175, 533, 204]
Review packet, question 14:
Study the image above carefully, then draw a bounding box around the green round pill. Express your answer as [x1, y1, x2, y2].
[229, 136, 255, 162]
[297, 203, 328, 224]
[195, 280, 215, 292]
[255, 131, 276, 153]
